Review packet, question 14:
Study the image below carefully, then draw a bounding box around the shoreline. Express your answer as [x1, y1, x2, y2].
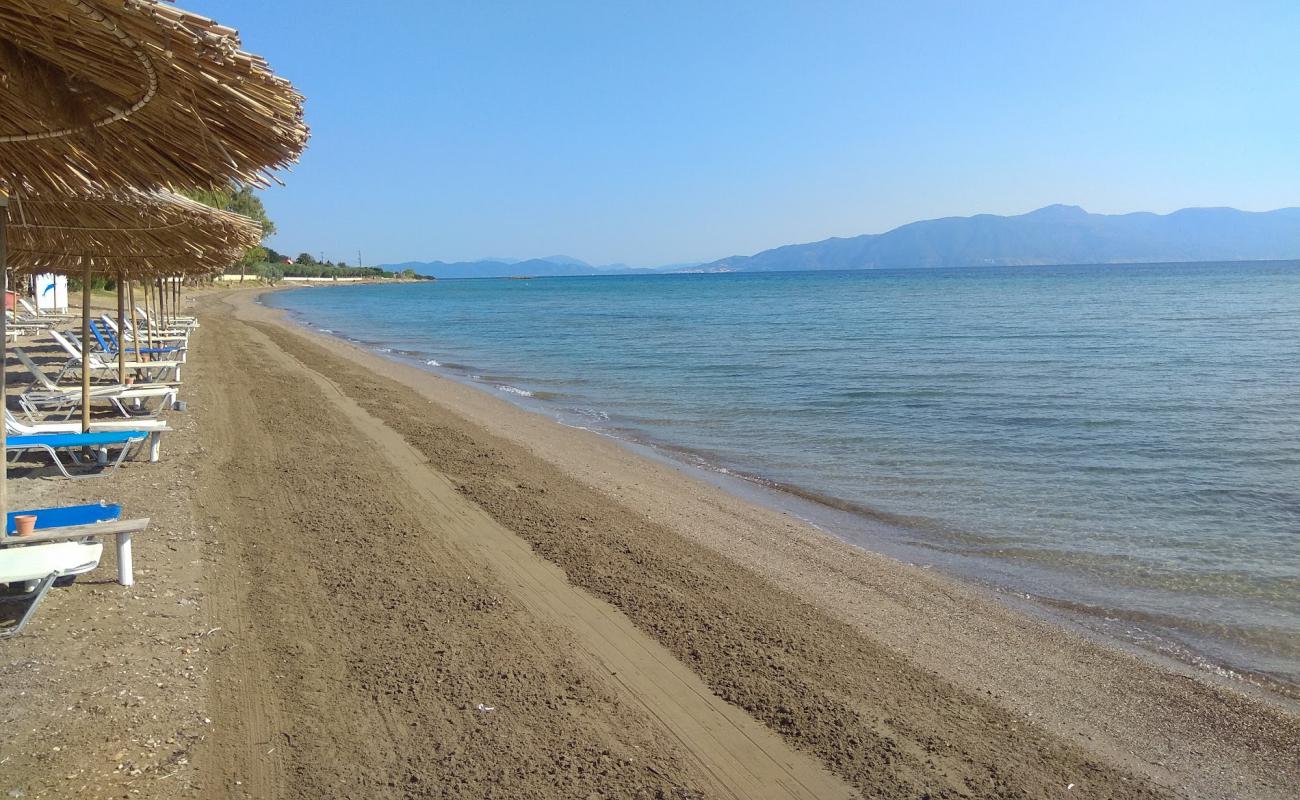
[240, 285, 1300, 797]
[7, 286, 1290, 797]
[262, 284, 1299, 701]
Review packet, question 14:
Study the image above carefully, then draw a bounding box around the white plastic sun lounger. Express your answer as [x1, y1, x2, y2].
[48, 329, 181, 384]
[90, 320, 187, 364]
[13, 348, 178, 420]
[101, 315, 188, 345]
[7, 411, 170, 462]
[4, 504, 147, 588]
[4, 310, 42, 340]
[0, 541, 103, 638]
[6, 429, 148, 478]
[18, 298, 75, 322]
[135, 306, 198, 331]
[1, 512, 150, 636]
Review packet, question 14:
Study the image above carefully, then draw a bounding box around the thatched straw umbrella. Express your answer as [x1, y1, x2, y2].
[5, 189, 260, 433]
[0, 0, 309, 195]
[0, 0, 307, 513]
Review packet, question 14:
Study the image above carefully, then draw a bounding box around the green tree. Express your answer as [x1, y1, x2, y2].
[184, 185, 276, 281]
[295, 252, 316, 265]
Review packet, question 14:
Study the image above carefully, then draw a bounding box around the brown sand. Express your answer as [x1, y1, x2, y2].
[191, 298, 849, 799]
[1, 287, 1297, 799]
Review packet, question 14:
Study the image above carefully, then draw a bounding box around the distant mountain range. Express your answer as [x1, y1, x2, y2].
[382, 205, 1300, 277]
[699, 205, 1300, 272]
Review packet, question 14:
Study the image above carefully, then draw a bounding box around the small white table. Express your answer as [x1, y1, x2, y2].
[1, 518, 150, 585]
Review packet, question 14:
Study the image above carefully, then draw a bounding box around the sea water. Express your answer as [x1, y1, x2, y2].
[267, 262, 1300, 690]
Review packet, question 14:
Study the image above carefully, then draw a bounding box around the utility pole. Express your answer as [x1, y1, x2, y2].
[357, 250, 363, 268]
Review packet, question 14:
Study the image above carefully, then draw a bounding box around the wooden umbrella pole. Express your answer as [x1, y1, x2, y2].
[139, 279, 149, 354]
[143, 279, 155, 352]
[0, 200, 9, 520]
[129, 280, 141, 367]
[116, 271, 127, 384]
[81, 263, 93, 433]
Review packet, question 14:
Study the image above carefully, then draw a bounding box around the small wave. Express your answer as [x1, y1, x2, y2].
[378, 347, 393, 353]
[425, 359, 441, 367]
[497, 385, 534, 397]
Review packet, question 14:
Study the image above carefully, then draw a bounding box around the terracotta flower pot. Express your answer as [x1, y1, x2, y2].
[14, 515, 37, 537]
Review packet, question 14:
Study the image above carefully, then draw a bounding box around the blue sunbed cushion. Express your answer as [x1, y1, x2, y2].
[93, 321, 180, 355]
[6, 503, 122, 535]
[10, 431, 147, 448]
[89, 320, 115, 355]
[128, 346, 182, 354]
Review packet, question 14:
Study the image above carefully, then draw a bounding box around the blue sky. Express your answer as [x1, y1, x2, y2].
[187, 1, 1300, 266]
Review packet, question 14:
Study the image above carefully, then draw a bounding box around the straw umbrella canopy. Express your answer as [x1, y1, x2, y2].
[4, 188, 260, 434]
[6, 189, 262, 273]
[0, 0, 309, 195]
[0, 0, 306, 516]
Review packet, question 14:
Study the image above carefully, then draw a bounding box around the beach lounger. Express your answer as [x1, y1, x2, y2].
[6, 411, 170, 462]
[4, 310, 43, 340]
[101, 315, 189, 345]
[0, 541, 103, 638]
[1, 503, 149, 636]
[13, 348, 178, 420]
[6, 308, 41, 326]
[4, 503, 148, 587]
[90, 319, 186, 362]
[48, 330, 181, 384]
[18, 298, 75, 322]
[135, 306, 198, 331]
[6, 430, 148, 478]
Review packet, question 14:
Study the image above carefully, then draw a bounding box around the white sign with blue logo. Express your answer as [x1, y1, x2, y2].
[33, 274, 68, 313]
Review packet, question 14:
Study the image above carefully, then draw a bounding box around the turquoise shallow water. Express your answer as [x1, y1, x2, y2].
[268, 262, 1300, 688]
